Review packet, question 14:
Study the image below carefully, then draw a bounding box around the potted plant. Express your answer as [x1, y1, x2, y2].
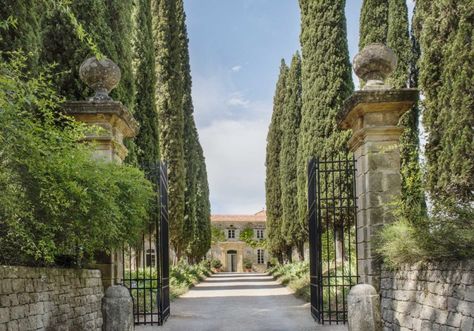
[211, 258, 222, 272]
[243, 258, 253, 272]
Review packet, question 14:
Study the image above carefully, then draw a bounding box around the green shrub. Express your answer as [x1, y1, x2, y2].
[0, 52, 154, 266]
[377, 202, 474, 267]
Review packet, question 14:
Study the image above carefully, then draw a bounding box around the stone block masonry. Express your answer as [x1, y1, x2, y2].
[0, 266, 104, 331]
[381, 261, 474, 331]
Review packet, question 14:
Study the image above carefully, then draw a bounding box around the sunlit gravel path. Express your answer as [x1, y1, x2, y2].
[136, 272, 348, 331]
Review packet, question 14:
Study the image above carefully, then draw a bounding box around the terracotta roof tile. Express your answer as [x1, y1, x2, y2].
[211, 210, 266, 222]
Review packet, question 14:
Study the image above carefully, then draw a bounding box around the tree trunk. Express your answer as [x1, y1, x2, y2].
[335, 225, 345, 263]
[297, 241, 305, 261]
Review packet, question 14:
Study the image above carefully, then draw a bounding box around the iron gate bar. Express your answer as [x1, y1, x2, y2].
[308, 154, 358, 325]
[121, 161, 169, 326]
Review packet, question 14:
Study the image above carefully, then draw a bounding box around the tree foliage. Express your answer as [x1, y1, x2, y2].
[153, 0, 186, 258]
[415, 0, 474, 206]
[359, 0, 388, 50]
[133, 0, 160, 166]
[0, 53, 154, 266]
[297, 0, 353, 242]
[280, 53, 303, 255]
[266, 60, 289, 260]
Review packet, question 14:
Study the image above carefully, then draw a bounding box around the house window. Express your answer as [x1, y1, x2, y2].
[145, 249, 155, 267]
[257, 249, 265, 264]
[228, 229, 235, 239]
[256, 229, 264, 240]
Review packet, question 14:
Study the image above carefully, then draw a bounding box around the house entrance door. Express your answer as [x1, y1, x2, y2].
[227, 250, 237, 272]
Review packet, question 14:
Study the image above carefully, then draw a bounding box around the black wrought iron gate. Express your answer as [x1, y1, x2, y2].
[121, 161, 170, 325]
[308, 154, 358, 324]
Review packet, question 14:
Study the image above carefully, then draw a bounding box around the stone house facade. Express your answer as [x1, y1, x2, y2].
[208, 210, 269, 273]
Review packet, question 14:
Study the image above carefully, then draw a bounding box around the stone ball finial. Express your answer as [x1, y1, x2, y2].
[79, 57, 121, 101]
[353, 43, 397, 89]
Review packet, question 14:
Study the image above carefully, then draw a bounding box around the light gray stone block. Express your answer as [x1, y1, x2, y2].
[348, 284, 382, 331]
[102, 285, 133, 331]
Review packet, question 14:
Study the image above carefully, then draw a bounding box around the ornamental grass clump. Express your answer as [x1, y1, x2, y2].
[0, 52, 154, 267]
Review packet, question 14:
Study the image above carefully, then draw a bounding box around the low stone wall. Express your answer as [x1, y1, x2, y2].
[381, 261, 474, 331]
[0, 266, 104, 331]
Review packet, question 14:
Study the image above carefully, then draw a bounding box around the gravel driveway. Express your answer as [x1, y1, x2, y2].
[136, 272, 348, 331]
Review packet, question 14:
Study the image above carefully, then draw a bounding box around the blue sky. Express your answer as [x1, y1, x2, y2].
[184, 0, 415, 214]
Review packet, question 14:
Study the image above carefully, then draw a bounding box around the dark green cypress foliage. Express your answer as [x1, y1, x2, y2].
[359, 0, 389, 50]
[0, 0, 43, 71]
[153, 0, 186, 258]
[266, 60, 289, 261]
[415, 0, 474, 205]
[175, 0, 210, 261]
[133, 0, 160, 166]
[105, 0, 135, 111]
[387, 0, 425, 220]
[41, 1, 116, 100]
[189, 145, 212, 262]
[177, 0, 197, 258]
[297, 0, 354, 240]
[280, 52, 304, 259]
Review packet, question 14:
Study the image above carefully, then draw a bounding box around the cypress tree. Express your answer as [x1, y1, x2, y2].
[415, 0, 474, 205]
[266, 60, 289, 262]
[177, 0, 197, 258]
[188, 145, 212, 262]
[105, 0, 135, 111]
[359, 0, 389, 50]
[0, 0, 43, 71]
[297, 0, 354, 243]
[279, 52, 304, 260]
[387, 0, 425, 220]
[153, 0, 186, 259]
[40, 1, 116, 100]
[133, 0, 160, 166]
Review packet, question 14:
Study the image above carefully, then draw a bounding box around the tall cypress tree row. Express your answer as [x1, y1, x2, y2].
[0, 0, 43, 72]
[153, 0, 186, 259]
[415, 0, 474, 205]
[387, 0, 425, 220]
[133, 0, 160, 166]
[266, 60, 289, 262]
[297, 0, 354, 241]
[40, 1, 116, 100]
[176, 0, 211, 262]
[359, 0, 389, 50]
[279, 53, 304, 260]
[105, 0, 135, 111]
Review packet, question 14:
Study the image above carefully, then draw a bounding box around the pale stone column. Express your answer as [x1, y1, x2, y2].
[338, 44, 418, 291]
[63, 57, 139, 288]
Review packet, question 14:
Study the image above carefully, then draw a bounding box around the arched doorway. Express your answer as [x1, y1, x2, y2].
[226, 250, 237, 272]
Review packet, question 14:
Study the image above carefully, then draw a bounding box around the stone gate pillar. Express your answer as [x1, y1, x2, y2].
[63, 57, 139, 288]
[337, 44, 418, 291]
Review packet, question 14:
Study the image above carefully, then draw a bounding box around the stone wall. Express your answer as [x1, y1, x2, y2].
[381, 261, 474, 330]
[0, 266, 104, 331]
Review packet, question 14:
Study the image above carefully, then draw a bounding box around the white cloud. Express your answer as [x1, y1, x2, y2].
[192, 72, 272, 214]
[231, 65, 242, 72]
[227, 92, 250, 108]
[199, 118, 269, 214]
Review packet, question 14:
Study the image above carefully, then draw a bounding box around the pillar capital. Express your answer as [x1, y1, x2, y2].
[63, 100, 138, 163]
[339, 89, 418, 151]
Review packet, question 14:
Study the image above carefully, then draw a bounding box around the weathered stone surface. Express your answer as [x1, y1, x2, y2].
[79, 57, 121, 101]
[0, 266, 103, 330]
[102, 285, 134, 331]
[348, 284, 382, 331]
[353, 43, 397, 89]
[381, 261, 474, 331]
